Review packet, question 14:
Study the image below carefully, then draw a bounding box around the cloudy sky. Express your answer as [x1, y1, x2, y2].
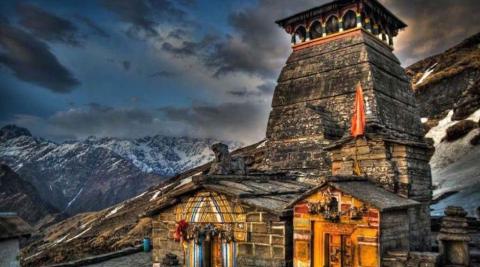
[1, 0, 479, 144]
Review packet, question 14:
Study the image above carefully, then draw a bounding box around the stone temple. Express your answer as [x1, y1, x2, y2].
[149, 0, 469, 266]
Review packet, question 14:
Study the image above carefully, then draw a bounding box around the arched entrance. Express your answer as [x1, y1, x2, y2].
[176, 191, 244, 267]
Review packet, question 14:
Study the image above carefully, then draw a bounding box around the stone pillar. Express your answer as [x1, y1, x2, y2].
[306, 28, 311, 41]
[365, 18, 372, 32]
[339, 19, 344, 32]
[438, 206, 470, 267]
[356, 13, 362, 28]
[291, 33, 296, 45]
[373, 24, 379, 35]
[322, 23, 327, 37]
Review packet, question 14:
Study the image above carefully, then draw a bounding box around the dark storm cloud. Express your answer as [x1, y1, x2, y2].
[0, 23, 80, 93]
[257, 81, 276, 94]
[13, 103, 158, 140]
[0, 14, 8, 24]
[158, 101, 269, 143]
[75, 15, 110, 38]
[101, 0, 158, 37]
[167, 29, 187, 40]
[101, 0, 191, 38]
[380, 0, 480, 65]
[162, 41, 197, 56]
[17, 3, 82, 46]
[194, 0, 480, 77]
[162, 35, 219, 57]
[8, 102, 266, 143]
[122, 60, 131, 71]
[200, 0, 319, 78]
[149, 70, 177, 78]
[50, 103, 153, 133]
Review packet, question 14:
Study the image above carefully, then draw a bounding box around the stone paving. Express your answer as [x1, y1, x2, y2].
[86, 252, 151, 267]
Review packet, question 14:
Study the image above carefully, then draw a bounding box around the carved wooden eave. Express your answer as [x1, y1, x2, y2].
[286, 176, 420, 212]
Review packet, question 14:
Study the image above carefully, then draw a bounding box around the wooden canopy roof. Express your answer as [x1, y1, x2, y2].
[275, 0, 406, 32]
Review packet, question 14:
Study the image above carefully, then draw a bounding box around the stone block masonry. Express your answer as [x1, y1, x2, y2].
[265, 29, 427, 182]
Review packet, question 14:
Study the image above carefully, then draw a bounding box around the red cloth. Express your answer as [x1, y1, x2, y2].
[174, 219, 188, 241]
[350, 83, 366, 137]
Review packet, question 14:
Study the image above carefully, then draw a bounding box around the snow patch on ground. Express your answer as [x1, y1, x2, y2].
[24, 251, 43, 261]
[426, 108, 480, 146]
[65, 188, 83, 209]
[66, 227, 91, 243]
[174, 176, 193, 190]
[429, 108, 480, 216]
[54, 234, 70, 244]
[425, 110, 455, 145]
[432, 147, 480, 216]
[256, 140, 267, 148]
[130, 191, 147, 201]
[415, 63, 437, 85]
[150, 190, 161, 201]
[106, 204, 124, 218]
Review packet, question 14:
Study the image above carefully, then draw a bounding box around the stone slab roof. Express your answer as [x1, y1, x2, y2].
[0, 213, 32, 240]
[329, 180, 420, 211]
[146, 174, 313, 217]
[289, 176, 420, 212]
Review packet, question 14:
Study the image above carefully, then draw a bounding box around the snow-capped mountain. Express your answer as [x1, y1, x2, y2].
[0, 125, 241, 215]
[407, 32, 480, 216]
[83, 135, 237, 177]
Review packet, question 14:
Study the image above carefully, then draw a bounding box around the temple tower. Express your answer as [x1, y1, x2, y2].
[266, 0, 432, 250]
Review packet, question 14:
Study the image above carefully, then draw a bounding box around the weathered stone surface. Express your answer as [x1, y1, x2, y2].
[208, 143, 247, 175]
[265, 29, 427, 182]
[443, 120, 478, 142]
[438, 206, 471, 266]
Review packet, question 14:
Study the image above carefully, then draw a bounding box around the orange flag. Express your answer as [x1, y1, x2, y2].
[350, 83, 366, 137]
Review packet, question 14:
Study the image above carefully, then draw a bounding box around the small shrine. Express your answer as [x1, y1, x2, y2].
[149, 146, 311, 267]
[290, 176, 419, 267]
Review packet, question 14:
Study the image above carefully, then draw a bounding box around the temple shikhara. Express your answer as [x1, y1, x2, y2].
[149, 0, 471, 266]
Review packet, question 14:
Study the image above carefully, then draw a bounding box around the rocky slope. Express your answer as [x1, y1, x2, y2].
[20, 141, 265, 266]
[0, 125, 240, 215]
[0, 164, 58, 224]
[406, 32, 480, 216]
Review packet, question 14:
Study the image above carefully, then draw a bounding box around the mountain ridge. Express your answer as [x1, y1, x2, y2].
[0, 125, 241, 216]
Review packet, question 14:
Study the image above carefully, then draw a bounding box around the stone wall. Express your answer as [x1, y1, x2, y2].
[265, 29, 426, 181]
[380, 210, 410, 255]
[330, 137, 432, 251]
[152, 205, 184, 264]
[382, 251, 439, 267]
[236, 210, 292, 267]
[86, 252, 150, 267]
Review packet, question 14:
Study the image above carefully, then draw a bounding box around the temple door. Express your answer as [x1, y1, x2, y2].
[201, 237, 223, 267]
[325, 234, 352, 267]
[312, 222, 353, 267]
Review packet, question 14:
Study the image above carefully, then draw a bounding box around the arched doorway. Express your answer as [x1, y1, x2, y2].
[177, 191, 244, 267]
[294, 26, 307, 43]
[326, 16, 339, 35]
[310, 21, 323, 39]
[342, 10, 357, 30]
